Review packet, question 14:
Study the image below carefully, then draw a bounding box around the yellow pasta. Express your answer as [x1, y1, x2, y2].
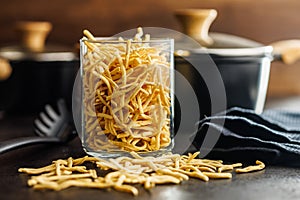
[81, 28, 172, 153]
[235, 160, 265, 173]
[19, 152, 266, 196]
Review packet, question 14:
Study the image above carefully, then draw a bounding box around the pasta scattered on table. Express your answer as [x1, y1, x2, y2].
[19, 152, 265, 196]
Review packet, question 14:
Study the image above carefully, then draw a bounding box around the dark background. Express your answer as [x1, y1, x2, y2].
[1, 0, 300, 96]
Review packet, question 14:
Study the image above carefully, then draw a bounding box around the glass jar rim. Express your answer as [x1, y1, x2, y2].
[80, 37, 174, 44]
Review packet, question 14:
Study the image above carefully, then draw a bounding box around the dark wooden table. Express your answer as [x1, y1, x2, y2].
[1, 102, 300, 200]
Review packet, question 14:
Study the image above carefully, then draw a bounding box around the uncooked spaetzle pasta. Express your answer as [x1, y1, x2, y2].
[18, 152, 265, 196]
[80, 28, 174, 157]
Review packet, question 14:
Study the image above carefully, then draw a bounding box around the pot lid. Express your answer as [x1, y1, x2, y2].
[174, 32, 273, 57]
[187, 32, 273, 57]
[188, 45, 274, 57]
[0, 44, 77, 62]
[0, 21, 77, 62]
[174, 9, 274, 57]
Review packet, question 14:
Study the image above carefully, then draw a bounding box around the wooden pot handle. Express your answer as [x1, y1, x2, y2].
[0, 58, 12, 81]
[271, 40, 300, 64]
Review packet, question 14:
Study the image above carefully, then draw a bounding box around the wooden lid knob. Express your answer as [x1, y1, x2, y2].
[15, 21, 52, 52]
[175, 9, 217, 47]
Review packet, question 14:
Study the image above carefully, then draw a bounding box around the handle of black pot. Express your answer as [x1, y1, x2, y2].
[0, 58, 12, 81]
[271, 40, 300, 64]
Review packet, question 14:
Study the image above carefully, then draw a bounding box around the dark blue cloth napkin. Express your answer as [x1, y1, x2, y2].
[192, 107, 300, 166]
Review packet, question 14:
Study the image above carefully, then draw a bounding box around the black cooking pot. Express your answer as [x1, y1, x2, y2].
[174, 9, 300, 119]
[0, 21, 79, 114]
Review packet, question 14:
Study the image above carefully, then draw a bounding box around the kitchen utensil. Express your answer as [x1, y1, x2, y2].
[0, 99, 76, 154]
[174, 9, 300, 115]
[0, 21, 79, 114]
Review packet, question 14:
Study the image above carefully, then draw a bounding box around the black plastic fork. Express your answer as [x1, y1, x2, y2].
[0, 99, 77, 154]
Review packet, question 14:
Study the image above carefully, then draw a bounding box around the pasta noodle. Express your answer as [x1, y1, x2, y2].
[235, 160, 265, 173]
[18, 152, 265, 196]
[81, 28, 173, 153]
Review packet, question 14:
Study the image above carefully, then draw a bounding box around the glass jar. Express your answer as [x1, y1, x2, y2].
[79, 37, 174, 158]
